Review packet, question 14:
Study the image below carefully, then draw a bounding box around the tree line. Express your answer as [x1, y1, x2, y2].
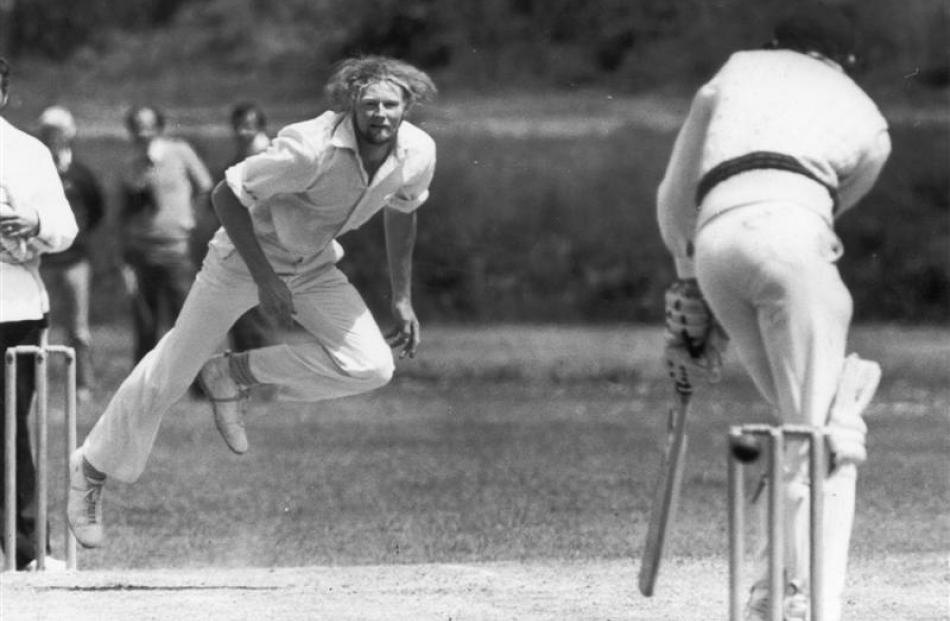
[3, 0, 947, 93]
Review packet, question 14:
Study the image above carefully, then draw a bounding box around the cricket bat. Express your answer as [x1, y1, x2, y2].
[638, 387, 691, 597]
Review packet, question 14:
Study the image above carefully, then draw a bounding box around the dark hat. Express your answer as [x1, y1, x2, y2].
[771, 2, 859, 69]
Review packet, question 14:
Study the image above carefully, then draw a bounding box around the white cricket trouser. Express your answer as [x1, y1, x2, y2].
[83, 242, 394, 483]
[695, 201, 856, 621]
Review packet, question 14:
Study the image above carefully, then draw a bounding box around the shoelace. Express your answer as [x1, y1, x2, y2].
[745, 590, 809, 621]
[746, 594, 769, 618]
[83, 484, 103, 523]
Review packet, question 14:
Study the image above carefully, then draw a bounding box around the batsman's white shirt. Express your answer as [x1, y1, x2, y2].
[0, 116, 77, 322]
[657, 49, 890, 279]
[83, 112, 436, 482]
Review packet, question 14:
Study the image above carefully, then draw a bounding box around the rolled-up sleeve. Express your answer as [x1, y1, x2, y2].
[224, 126, 320, 208]
[387, 143, 436, 214]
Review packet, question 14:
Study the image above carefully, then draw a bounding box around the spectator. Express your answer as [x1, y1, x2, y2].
[37, 106, 106, 401]
[0, 58, 78, 570]
[118, 105, 213, 363]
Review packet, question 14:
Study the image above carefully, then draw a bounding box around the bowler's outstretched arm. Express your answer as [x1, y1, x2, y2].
[384, 207, 419, 358]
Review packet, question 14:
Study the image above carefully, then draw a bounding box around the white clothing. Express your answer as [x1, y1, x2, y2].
[220, 111, 435, 265]
[0, 116, 78, 321]
[656, 50, 891, 621]
[82, 112, 435, 483]
[657, 49, 890, 279]
[695, 203, 852, 429]
[83, 243, 393, 482]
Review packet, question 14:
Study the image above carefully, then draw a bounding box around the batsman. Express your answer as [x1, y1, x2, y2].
[656, 5, 889, 621]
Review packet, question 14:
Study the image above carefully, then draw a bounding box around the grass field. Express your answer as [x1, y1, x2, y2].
[2, 323, 948, 619]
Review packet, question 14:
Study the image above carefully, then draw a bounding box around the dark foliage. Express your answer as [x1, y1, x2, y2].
[4, 0, 948, 95]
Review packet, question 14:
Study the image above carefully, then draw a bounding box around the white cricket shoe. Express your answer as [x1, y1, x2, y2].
[744, 580, 810, 621]
[25, 556, 68, 572]
[783, 581, 809, 621]
[198, 353, 249, 454]
[66, 449, 104, 548]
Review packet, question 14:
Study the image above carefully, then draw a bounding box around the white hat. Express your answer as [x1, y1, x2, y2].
[38, 106, 77, 140]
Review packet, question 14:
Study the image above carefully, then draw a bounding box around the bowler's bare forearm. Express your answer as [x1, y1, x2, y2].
[384, 208, 416, 303]
[211, 181, 276, 285]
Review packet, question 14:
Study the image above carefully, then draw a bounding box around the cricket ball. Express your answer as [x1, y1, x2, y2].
[730, 434, 761, 463]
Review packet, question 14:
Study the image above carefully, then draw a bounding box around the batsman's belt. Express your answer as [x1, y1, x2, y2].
[695, 151, 839, 213]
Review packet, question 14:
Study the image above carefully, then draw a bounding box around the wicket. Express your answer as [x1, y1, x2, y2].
[4, 340, 78, 571]
[728, 424, 826, 621]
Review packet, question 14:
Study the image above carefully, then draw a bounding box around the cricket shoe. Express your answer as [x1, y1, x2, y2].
[25, 556, 68, 572]
[198, 353, 249, 454]
[782, 581, 810, 621]
[744, 580, 810, 621]
[66, 449, 105, 548]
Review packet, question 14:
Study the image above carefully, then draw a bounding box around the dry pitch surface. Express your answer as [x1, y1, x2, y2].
[2, 553, 945, 620]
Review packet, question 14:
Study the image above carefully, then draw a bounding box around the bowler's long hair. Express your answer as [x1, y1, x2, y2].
[324, 56, 437, 113]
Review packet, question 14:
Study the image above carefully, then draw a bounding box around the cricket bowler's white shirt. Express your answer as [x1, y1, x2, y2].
[657, 49, 891, 279]
[218, 111, 436, 269]
[83, 111, 436, 483]
[0, 116, 78, 321]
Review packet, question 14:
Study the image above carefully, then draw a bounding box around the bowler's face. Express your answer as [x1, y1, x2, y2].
[353, 80, 408, 146]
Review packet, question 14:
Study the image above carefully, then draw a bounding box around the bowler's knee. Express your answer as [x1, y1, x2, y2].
[345, 350, 394, 389]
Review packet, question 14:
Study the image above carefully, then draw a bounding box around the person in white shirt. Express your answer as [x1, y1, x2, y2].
[0, 58, 78, 570]
[656, 6, 890, 621]
[68, 56, 437, 550]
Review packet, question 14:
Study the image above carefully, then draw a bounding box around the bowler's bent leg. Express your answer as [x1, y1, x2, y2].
[246, 266, 394, 402]
[82, 250, 258, 482]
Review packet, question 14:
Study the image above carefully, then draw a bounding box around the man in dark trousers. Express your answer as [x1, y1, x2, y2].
[0, 58, 78, 570]
[37, 106, 106, 401]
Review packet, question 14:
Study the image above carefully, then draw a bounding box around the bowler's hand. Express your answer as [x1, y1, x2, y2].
[386, 299, 420, 359]
[257, 275, 295, 330]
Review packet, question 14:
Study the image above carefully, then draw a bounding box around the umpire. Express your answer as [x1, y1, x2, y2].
[0, 58, 78, 570]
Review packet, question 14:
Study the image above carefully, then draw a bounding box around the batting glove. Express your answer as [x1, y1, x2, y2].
[663, 279, 728, 388]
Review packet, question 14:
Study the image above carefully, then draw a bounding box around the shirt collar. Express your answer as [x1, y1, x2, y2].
[329, 112, 408, 161]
